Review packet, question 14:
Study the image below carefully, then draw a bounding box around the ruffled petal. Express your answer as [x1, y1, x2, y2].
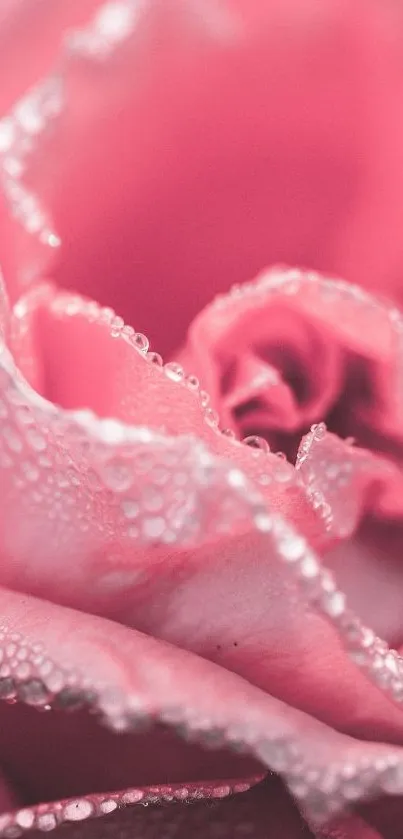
[182, 267, 403, 447]
[2, 2, 403, 348]
[0, 279, 323, 602]
[2, 279, 403, 746]
[296, 424, 403, 540]
[0, 777, 314, 839]
[1, 586, 403, 825]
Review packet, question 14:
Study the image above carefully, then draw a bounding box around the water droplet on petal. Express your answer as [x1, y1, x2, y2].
[186, 375, 200, 390]
[37, 813, 57, 831]
[100, 460, 133, 492]
[310, 422, 327, 439]
[204, 408, 219, 427]
[121, 499, 139, 520]
[142, 517, 166, 539]
[164, 362, 184, 382]
[18, 679, 49, 706]
[131, 333, 149, 354]
[26, 429, 46, 452]
[221, 428, 236, 439]
[147, 352, 163, 366]
[63, 800, 94, 822]
[243, 435, 270, 452]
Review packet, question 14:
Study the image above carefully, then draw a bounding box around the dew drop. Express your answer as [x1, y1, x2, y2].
[101, 460, 133, 492]
[18, 679, 49, 706]
[254, 512, 272, 533]
[53, 687, 86, 711]
[204, 407, 219, 427]
[3, 427, 22, 453]
[299, 555, 319, 578]
[280, 536, 306, 562]
[132, 333, 149, 353]
[147, 352, 163, 366]
[15, 811, 35, 830]
[142, 517, 166, 539]
[26, 429, 46, 452]
[0, 117, 15, 153]
[222, 428, 236, 439]
[0, 677, 15, 699]
[99, 800, 117, 815]
[121, 499, 139, 520]
[310, 422, 327, 439]
[110, 315, 124, 337]
[164, 362, 184, 382]
[22, 461, 39, 482]
[36, 813, 57, 832]
[122, 790, 144, 804]
[143, 487, 163, 513]
[186, 375, 200, 390]
[63, 800, 94, 822]
[243, 435, 270, 452]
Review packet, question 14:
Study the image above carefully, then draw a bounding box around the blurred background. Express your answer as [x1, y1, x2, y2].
[0, 0, 402, 354]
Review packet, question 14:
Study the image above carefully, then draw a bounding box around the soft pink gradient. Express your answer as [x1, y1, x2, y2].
[0, 2, 403, 838]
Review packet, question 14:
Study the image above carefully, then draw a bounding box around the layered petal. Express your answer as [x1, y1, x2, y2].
[1, 587, 403, 825]
[2, 277, 403, 747]
[182, 267, 403, 448]
[0, 777, 314, 839]
[181, 266, 403, 659]
[0, 278, 322, 609]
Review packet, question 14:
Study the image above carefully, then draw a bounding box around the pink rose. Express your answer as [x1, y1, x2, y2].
[1, 2, 403, 838]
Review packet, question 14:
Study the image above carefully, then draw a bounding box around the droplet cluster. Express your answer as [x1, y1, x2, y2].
[0, 780, 267, 839]
[0, 624, 101, 716]
[0, 1, 144, 259]
[255, 505, 403, 710]
[0, 77, 63, 250]
[296, 422, 399, 538]
[0, 324, 275, 600]
[0, 611, 402, 827]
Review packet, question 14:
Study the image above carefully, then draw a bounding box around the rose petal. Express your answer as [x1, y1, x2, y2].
[0, 270, 10, 342]
[295, 425, 403, 646]
[0, 0, 102, 114]
[2, 2, 403, 346]
[182, 267, 403, 447]
[1, 587, 403, 823]
[0, 778, 314, 839]
[0, 325, 402, 749]
[0, 278, 323, 599]
[296, 425, 403, 540]
[2, 281, 403, 744]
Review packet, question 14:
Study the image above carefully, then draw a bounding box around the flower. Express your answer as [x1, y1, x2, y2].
[0, 2, 403, 838]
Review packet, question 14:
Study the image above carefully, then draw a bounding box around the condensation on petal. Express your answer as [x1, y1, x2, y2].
[0, 278, 322, 607]
[0, 0, 243, 298]
[186, 267, 403, 440]
[0, 587, 402, 825]
[296, 423, 403, 538]
[0, 343, 269, 603]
